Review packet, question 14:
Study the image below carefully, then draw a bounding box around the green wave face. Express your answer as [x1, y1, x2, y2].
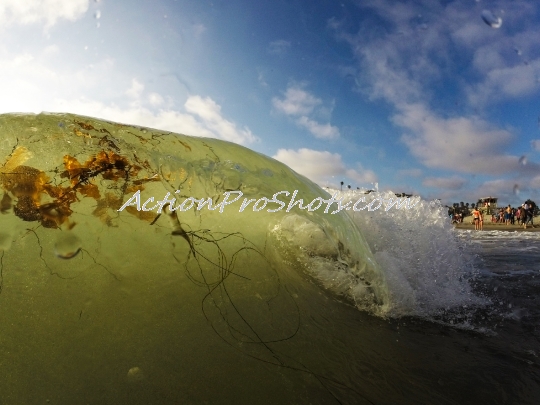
[0, 113, 386, 403]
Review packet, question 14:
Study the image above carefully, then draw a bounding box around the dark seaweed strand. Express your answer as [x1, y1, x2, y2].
[186, 230, 285, 365]
[199, 257, 371, 404]
[190, 231, 301, 343]
[23, 228, 77, 280]
[190, 238, 370, 404]
[164, 212, 368, 404]
[80, 248, 120, 281]
[0, 250, 3, 295]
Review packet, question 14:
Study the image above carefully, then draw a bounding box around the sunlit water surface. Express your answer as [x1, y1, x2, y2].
[0, 115, 539, 405]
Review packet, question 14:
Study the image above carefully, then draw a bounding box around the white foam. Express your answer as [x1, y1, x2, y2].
[328, 189, 484, 317]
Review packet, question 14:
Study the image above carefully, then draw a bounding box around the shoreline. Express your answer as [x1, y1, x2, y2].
[454, 218, 540, 232]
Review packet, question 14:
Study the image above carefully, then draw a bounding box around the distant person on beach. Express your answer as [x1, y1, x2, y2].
[522, 203, 529, 229]
[479, 208, 484, 230]
[472, 207, 481, 230]
[505, 205, 511, 225]
[526, 205, 534, 227]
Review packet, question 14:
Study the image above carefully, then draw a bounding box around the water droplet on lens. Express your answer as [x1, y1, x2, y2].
[519, 155, 527, 165]
[513, 184, 520, 195]
[0, 233, 13, 251]
[94, 10, 101, 19]
[481, 10, 502, 28]
[514, 47, 522, 56]
[54, 232, 82, 259]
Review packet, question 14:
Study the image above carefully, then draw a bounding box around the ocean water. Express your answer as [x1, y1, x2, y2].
[0, 114, 539, 405]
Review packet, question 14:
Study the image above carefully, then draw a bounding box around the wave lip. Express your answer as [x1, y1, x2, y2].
[303, 189, 486, 319]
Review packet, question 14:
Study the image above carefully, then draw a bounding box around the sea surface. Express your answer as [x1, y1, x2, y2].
[1, 115, 539, 405]
[363, 228, 540, 405]
[281, 193, 540, 404]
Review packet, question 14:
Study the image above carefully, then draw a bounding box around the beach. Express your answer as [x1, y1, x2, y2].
[454, 216, 540, 231]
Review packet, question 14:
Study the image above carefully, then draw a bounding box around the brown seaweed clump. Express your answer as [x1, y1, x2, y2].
[0, 146, 151, 229]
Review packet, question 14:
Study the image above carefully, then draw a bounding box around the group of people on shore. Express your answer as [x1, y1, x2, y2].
[470, 202, 536, 230]
[491, 204, 535, 227]
[450, 212, 464, 224]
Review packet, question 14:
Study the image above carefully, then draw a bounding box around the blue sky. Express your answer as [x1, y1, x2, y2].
[1, 0, 540, 206]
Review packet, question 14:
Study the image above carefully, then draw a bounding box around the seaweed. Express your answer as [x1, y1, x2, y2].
[151, 203, 369, 404]
[0, 146, 157, 228]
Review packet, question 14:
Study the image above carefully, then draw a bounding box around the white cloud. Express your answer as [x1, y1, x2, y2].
[451, 22, 495, 49]
[126, 79, 144, 100]
[0, 48, 257, 145]
[422, 176, 466, 190]
[268, 40, 291, 55]
[531, 139, 540, 151]
[397, 168, 423, 178]
[0, 0, 89, 28]
[184, 95, 258, 144]
[330, 0, 540, 177]
[471, 45, 506, 73]
[273, 85, 340, 140]
[50, 98, 216, 139]
[530, 175, 540, 189]
[296, 116, 339, 140]
[358, 43, 423, 105]
[476, 179, 520, 200]
[467, 59, 540, 106]
[50, 95, 258, 145]
[184, 95, 223, 122]
[272, 86, 321, 116]
[272, 148, 376, 186]
[148, 93, 164, 106]
[345, 167, 377, 185]
[257, 71, 268, 87]
[395, 103, 518, 174]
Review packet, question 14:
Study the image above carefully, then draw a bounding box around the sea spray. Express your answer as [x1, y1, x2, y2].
[326, 189, 484, 318]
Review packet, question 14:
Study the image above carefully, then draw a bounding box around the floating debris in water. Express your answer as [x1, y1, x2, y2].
[127, 367, 144, 382]
[481, 10, 502, 28]
[0, 232, 12, 251]
[519, 155, 527, 165]
[54, 232, 82, 259]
